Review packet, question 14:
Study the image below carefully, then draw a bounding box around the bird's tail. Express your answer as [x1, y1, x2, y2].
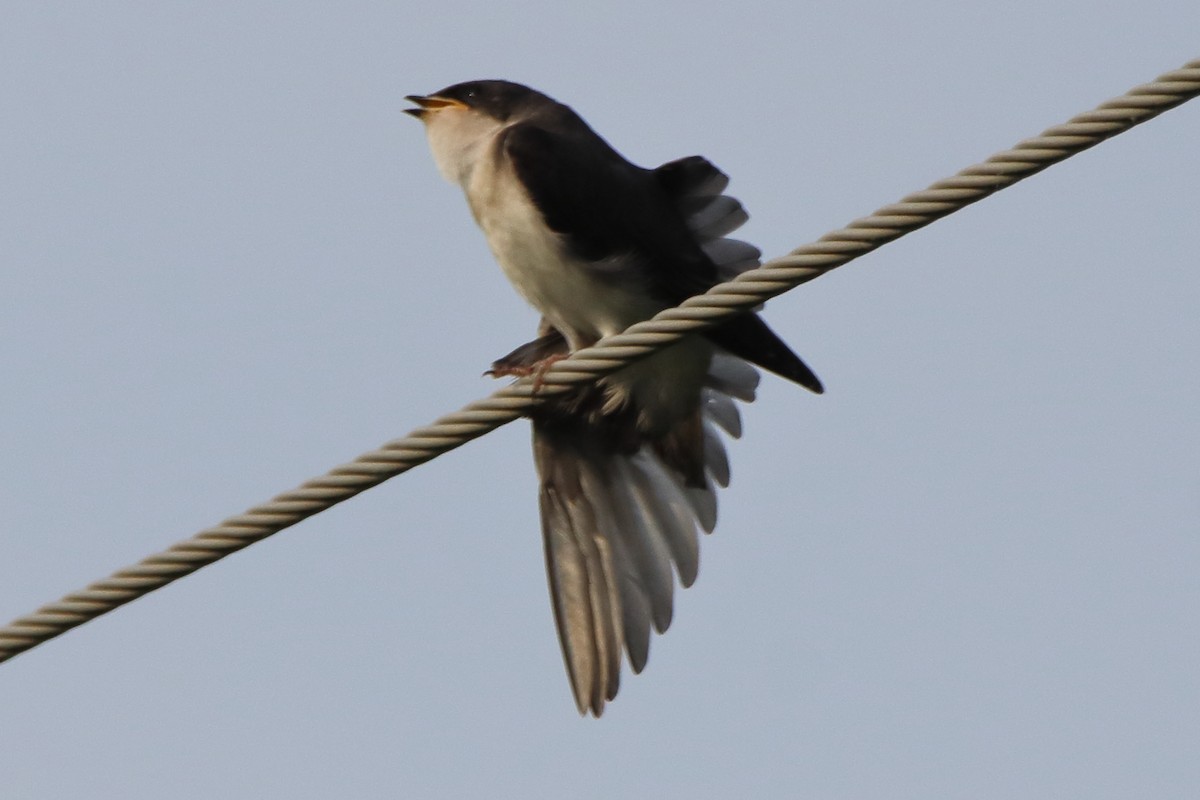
[532, 351, 759, 716]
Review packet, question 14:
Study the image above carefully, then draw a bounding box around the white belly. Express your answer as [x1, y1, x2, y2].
[468, 162, 658, 347]
[466, 153, 711, 431]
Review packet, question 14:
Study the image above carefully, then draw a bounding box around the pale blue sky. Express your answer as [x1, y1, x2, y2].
[2, 3, 1198, 798]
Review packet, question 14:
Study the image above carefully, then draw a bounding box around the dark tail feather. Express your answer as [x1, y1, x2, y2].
[706, 314, 823, 394]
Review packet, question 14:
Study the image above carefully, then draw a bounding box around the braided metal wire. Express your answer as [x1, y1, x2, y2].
[1, 58, 1197, 664]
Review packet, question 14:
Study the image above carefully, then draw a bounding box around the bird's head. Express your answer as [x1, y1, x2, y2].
[405, 80, 550, 185]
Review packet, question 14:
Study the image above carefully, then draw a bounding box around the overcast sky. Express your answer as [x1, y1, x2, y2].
[2, 3, 1197, 798]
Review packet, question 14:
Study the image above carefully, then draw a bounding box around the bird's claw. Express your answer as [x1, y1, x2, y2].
[487, 353, 568, 393]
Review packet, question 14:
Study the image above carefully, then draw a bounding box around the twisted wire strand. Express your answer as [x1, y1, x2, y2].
[2, 58, 1196, 664]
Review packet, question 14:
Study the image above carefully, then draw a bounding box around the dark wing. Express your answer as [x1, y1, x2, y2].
[504, 122, 822, 393]
[708, 315, 823, 393]
[501, 120, 720, 300]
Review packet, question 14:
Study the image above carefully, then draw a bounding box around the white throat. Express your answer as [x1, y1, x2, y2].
[422, 108, 507, 187]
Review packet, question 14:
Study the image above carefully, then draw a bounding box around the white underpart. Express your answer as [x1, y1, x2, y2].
[421, 106, 712, 430]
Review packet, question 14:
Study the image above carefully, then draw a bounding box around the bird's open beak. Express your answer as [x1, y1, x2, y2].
[403, 94, 467, 119]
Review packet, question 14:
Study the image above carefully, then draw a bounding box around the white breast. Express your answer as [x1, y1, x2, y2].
[466, 150, 658, 350]
[431, 120, 712, 430]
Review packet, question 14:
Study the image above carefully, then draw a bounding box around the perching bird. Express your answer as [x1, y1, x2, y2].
[406, 80, 822, 715]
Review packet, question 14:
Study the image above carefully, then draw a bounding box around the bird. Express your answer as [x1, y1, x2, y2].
[405, 80, 822, 716]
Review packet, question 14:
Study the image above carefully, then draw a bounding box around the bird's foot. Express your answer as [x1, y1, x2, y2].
[487, 352, 568, 393]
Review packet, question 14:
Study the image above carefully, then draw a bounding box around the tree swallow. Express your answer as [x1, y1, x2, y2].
[406, 80, 822, 716]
